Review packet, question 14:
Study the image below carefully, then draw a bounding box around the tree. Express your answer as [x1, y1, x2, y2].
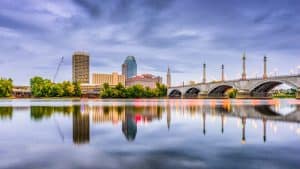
[73, 81, 81, 97]
[0, 78, 13, 97]
[154, 83, 167, 97]
[226, 88, 237, 98]
[100, 83, 112, 98]
[51, 83, 64, 97]
[30, 76, 80, 97]
[62, 81, 74, 96]
[30, 76, 45, 97]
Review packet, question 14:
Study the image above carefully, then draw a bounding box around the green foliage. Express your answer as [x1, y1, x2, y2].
[226, 88, 238, 98]
[272, 89, 296, 98]
[0, 107, 13, 119]
[30, 106, 78, 120]
[0, 78, 13, 97]
[30, 76, 81, 97]
[73, 81, 81, 97]
[100, 82, 167, 98]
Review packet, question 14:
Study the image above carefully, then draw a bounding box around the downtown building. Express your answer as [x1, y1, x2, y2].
[92, 72, 125, 86]
[122, 56, 137, 79]
[126, 74, 162, 89]
[72, 52, 90, 83]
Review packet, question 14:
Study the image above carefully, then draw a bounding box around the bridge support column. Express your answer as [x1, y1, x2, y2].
[236, 90, 251, 99]
[297, 89, 300, 99]
[199, 91, 208, 99]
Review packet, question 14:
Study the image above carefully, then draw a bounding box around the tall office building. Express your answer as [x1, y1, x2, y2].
[122, 56, 137, 79]
[72, 52, 90, 83]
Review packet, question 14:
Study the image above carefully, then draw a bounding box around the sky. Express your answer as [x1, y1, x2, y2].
[0, 0, 299, 85]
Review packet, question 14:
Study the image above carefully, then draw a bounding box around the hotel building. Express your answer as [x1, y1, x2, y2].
[92, 72, 125, 86]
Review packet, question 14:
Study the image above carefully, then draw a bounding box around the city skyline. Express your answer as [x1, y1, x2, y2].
[0, 0, 300, 85]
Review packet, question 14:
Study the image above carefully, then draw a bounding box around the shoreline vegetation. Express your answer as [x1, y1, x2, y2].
[0, 76, 297, 99]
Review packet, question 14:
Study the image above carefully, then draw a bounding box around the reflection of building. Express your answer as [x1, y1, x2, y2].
[122, 56, 137, 79]
[92, 72, 125, 86]
[122, 112, 137, 142]
[73, 111, 90, 144]
[92, 106, 125, 124]
[126, 74, 162, 88]
[72, 52, 90, 83]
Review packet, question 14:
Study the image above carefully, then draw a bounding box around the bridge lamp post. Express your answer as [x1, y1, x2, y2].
[203, 63, 206, 83]
[221, 64, 225, 82]
[242, 53, 247, 80]
[263, 56, 267, 80]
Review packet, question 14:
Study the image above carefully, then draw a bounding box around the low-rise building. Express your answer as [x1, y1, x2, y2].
[92, 72, 125, 86]
[80, 84, 101, 98]
[126, 74, 162, 88]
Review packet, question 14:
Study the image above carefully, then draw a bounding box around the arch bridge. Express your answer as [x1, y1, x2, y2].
[168, 75, 300, 99]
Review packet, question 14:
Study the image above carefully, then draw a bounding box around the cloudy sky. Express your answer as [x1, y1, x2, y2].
[0, 0, 299, 85]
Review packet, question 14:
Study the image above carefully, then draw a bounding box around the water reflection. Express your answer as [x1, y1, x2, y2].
[0, 107, 12, 119]
[1, 100, 300, 145]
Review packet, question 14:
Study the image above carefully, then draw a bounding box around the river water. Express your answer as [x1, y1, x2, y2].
[0, 99, 299, 169]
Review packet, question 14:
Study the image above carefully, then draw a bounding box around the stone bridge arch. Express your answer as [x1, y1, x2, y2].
[249, 79, 300, 97]
[184, 87, 201, 98]
[207, 82, 238, 97]
[168, 89, 182, 98]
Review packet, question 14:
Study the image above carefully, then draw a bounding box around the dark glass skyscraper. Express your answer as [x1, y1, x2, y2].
[122, 56, 137, 79]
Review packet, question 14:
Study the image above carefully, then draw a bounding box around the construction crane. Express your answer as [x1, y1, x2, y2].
[53, 56, 64, 83]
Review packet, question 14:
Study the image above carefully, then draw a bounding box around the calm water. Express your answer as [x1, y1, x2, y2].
[0, 99, 300, 169]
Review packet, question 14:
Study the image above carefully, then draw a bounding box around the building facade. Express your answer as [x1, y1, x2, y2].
[122, 56, 137, 79]
[92, 72, 125, 86]
[72, 52, 90, 83]
[80, 84, 101, 98]
[126, 74, 162, 89]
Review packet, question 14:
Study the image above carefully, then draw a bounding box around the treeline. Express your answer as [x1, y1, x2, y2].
[273, 89, 296, 98]
[30, 76, 81, 97]
[101, 83, 167, 98]
[0, 78, 13, 97]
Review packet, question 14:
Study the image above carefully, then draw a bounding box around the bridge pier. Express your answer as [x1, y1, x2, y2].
[198, 91, 208, 99]
[297, 89, 300, 99]
[236, 90, 251, 99]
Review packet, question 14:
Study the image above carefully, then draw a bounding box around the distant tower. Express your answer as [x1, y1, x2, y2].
[221, 64, 225, 82]
[202, 63, 206, 83]
[241, 53, 246, 80]
[167, 66, 171, 88]
[263, 56, 267, 79]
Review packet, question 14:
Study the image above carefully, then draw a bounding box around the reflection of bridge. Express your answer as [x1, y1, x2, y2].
[167, 103, 300, 143]
[168, 55, 300, 99]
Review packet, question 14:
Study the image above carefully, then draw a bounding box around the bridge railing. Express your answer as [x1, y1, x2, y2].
[168, 74, 300, 89]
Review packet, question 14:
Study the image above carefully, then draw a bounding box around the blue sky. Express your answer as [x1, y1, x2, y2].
[0, 0, 299, 85]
